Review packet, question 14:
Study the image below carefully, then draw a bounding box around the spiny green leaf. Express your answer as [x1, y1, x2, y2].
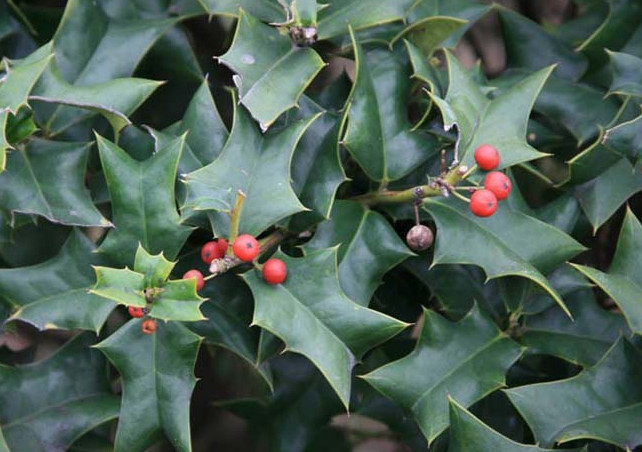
[0, 42, 53, 114]
[183, 101, 319, 237]
[570, 208, 642, 334]
[218, 10, 324, 129]
[0, 230, 114, 333]
[506, 337, 642, 448]
[287, 95, 346, 231]
[96, 134, 193, 266]
[343, 30, 439, 183]
[31, 63, 163, 133]
[604, 111, 642, 163]
[0, 109, 8, 173]
[447, 398, 584, 452]
[0, 139, 111, 227]
[521, 288, 630, 366]
[497, 7, 587, 80]
[90, 266, 147, 307]
[244, 248, 409, 408]
[134, 244, 174, 288]
[575, 158, 642, 232]
[196, 0, 285, 21]
[96, 320, 202, 452]
[608, 50, 642, 97]
[439, 51, 552, 168]
[0, 333, 119, 452]
[424, 196, 585, 317]
[559, 132, 622, 186]
[362, 305, 522, 442]
[391, 16, 467, 56]
[303, 200, 413, 306]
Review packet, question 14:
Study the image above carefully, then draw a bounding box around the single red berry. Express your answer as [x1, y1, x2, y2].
[201, 241, 223, 264]
[217, 238, 228, 254]
[128, 306, 144, 318]
[141, 318, 156, 335]
[470, 189, 498, 217]
[262, 258, 287, 285]
[484, 172, 512, 201]
[474, 144, 500, 171]
[233, 234, 260, 262]
[183, 269, 205, 291]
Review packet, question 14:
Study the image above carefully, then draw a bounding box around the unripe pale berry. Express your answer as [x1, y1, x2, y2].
[233, 234, 260, 262]
[128, 306, 144, 318]
[406, 225, 434, 251]
[262, 258, 287, 285]
[470, 189, 498, 217]
[201, 241, 223, 264]
[484, 172, 512, 201]
[141, 318, 156, 335]
[474, 145, 500, 171]
[183, 269, 205, 291]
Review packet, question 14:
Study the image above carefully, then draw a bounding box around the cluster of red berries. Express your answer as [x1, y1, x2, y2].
[127, 306, 156, 334]
[470, 144, 512, 217]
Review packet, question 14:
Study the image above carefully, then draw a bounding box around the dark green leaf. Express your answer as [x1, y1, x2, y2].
[0, 333, 119, 452]
[96, 320, 202, 452]
[603, 111, 642, 163]
[304, 200, 413, 306]
[447, 398, 583, 452]
[0, 139, 110, 227]
[197, 0, 285, 22]
[0, 110, 9, 172]
[218, 10, 324, 129]
[608, 50, 642, 97]
[0, 230, 114, 332]
[96, 134, 193, 266]
[343, 31, 439, 182]
[570, 208, 642, 334]
[521, 288, 630, 366]
[362, 305, 522, 442]
[183, 102, 319, 236]
[506, 337, 642, 448]
[244, 248, 409, 408]
[424, 196, 585, 316]
[390, 16, 467, 56]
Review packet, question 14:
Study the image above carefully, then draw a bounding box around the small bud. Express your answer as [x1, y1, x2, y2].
[457, 165, 469, 176]
[406, 225, 434, 251]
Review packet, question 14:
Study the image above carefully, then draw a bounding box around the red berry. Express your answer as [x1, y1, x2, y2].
[141, 318, 156, 335]
[262, 258, 287, 285]
[474, 144, 500, 171]
[470, 189, 498, 217]
[484, 172, 512, 201]
[217, 238, 228, 254]
[183, 269, 204, 291]
[128, 306, 144, 318]
[201, 241, 223, 264]
[233, 234, 260, 262]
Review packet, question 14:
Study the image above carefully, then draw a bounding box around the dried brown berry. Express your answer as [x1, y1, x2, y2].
[406, 225, 434, 251]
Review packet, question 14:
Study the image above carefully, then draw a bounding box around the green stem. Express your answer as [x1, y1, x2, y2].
[350, 165, 467, 206]
[226, 190, 246, 256]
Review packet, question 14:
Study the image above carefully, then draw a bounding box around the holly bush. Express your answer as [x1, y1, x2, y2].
[1, 0, 642, 451]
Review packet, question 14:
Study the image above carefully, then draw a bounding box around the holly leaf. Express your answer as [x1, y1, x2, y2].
[0, 139, 111, 227]
[0, 230, 115, 332]
[608, 50, 642, 97]
[506, 337, 642, 448]
[342, 30, 439, 183]
[303, 200, 413, 306]
[96, 319, 202, 452]
[0, 428, 7, 452]
[424, 196, 585, 317]
[604, 112, 642, 164]
[0, 333, 120, 452]
[361, 305, 522, 442]
[447, 398, 584, 452]
[196, 0, 286, 22]
[575, 158, 642, 232]
[570, 208, 642, 334]
[287, 96, 346, 231]
[91, 244, 206, 322]
[31, 63, 163, 134]
[183, 101, 319, 237]
[96, 134, 193, 266]
[243, 248, 409, 408]
[437, 51, 552, 169]
[0, 109, 9, 173]
[218, 10, 324, 129]
[0, 42, 53, 114]
[520, 288, 630, 366]
[390, 17, 467, 57]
